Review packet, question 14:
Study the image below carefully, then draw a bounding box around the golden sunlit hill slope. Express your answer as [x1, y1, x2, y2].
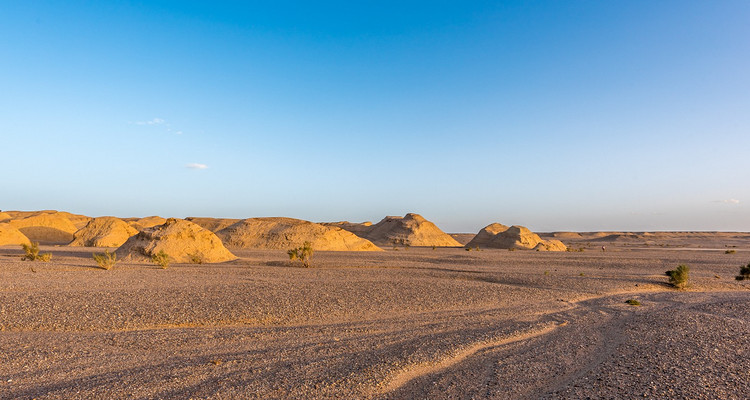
[217, 217, 382, 251]
[69, 217, 138, 247]
[8, 212, 78, 244]
[116, 218, 237, 263]
[0, 223, 31, 246]
[357, 213, 461, 247]
[466, 223, 510, 248]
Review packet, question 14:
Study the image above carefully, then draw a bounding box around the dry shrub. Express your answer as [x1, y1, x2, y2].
[92, 250, 117, 270]
[21, 242, 51, 262]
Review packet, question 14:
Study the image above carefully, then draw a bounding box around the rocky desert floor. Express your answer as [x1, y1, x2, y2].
[1, 242, 749, 399]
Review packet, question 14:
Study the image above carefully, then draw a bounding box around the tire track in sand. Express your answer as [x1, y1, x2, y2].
[378, 321, 565, 395]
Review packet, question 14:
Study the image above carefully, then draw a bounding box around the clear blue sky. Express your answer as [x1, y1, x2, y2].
[1, 1, 748, 232]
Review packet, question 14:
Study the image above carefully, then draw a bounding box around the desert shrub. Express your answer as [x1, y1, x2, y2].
[21, 242, 51, 262]
[92, 250, 117, 270]
[625, 299, 641, 306]
[725, 250, 736, 254]
[736, 262, 750, 281]
[432, 245, 437, 250]
[465, 247, 471, 251]
[665, 264, 690, 289]
[288, 241, 313, 268]
[508, 247, 516, 252]
[151, 250, 170, 269]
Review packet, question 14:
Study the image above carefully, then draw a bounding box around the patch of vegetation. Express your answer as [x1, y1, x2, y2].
[508, 247, 517, 252]
[21, 242, 51, 262]
[665, 264, 690, 289]
[725, 249, 736, 254]
[544, 270, 550, 276]
[288, 241, 314, 268]
[92, 250, 117, 270]
[625, 299, 641, 306]
[735, 262, 750, 281]
[151, 250, 170, 269]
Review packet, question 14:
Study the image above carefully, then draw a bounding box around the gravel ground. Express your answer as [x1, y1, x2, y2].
[0, 244, 748, 399]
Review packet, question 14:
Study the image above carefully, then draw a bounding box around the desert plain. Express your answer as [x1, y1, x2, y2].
[1, 212, 749, 399]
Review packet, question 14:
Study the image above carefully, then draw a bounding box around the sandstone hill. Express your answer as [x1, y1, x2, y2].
[186, 217, 241, 233]
[337, 213, 461, 247]
[468, 224, 567, 251]
[322, 221, 374, 237]
[0, 223, 31, 246]
[465, 223, 510, 248]
[69, 217, 138, 247]
[125, 216, 168, 231]
[116, 218, 237, 263]
[8, 212, 79, 244]
[533, 239, 568, 251]
[217, 217, 382, 251]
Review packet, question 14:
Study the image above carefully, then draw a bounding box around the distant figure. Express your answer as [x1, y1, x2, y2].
[602, 246, 606, 252]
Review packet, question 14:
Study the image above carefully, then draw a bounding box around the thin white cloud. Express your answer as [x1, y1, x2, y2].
[186, 163, 208, 170]
[132, 118, 166, 125]
[714, 199, 740, 204]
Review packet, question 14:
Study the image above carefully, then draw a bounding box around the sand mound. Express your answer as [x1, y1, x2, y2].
[0, 223, 31, 246]
[0, 212, 11, 222]
[466, 223, 510, 248]
[217, 217, 382, 251]
[116, 218, 236, 263]
[186, 217, 241, 232]
[533, 239, 568, 251]
[9, 213, 78, 244]
[69, 217, 138, 247]
[479, 225, 544, 250]
[362, 213, 461, 247]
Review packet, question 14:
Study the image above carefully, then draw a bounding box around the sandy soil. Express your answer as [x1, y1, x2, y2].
[1, 240, 749, 399]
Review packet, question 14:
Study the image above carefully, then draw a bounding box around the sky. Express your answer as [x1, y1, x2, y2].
[1, 1, 749, 232]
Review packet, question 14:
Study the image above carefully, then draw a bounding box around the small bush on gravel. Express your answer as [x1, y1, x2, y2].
[288, 241, 313, 268]
[735, 263, 750, 281]
[92, 250, 117, 270]
[665, 264, 690, 289]
[625, 299, 641, 306]
[151, 250, 170, 269]
[725, 250, 736, 254]
[21, 242, 51, 262]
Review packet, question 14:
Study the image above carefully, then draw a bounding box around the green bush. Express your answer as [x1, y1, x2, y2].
[288, 241, 314, 268]
[625, 299, 641, 306]
[21, 242, 51, 262]
[151, 250, 170, 269]
[665, 264, 690, 289]
[725, 250, 736, 254]
[92, 250, 117, 270]
[735, 262, 750, 281]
